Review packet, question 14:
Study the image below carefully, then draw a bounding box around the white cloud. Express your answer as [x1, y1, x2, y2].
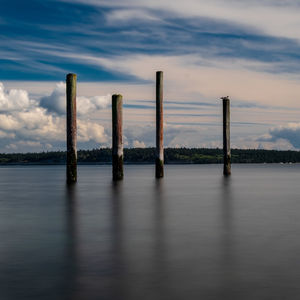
[2, 79, 300, 152]
[40, 82, 111, 115]
[5, 141, 54, 152]
[133, 140, 146, 148]
[78, 120, 108, 143]
[0, 82, 109, 152]
[260, 122, 300, 149]
[77, 95, 110, 115]
[39, 82, 66, 114]
[6, 144, 17, 150]
[0, 82, 33, 112]
[77, 53, 300, 109]
[124, 123, 221, 148]
[64, 0, 300, 41]
[106, 8, 160, 24]
[0, 115, 21, 131]
[28, 49, 300, 110]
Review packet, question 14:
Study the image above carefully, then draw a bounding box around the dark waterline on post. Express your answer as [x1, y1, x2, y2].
[156, 71, 164, 178]
[222, 97, 231, 176]
[66, 73, 77, 183]
[112, 94, 124, 180]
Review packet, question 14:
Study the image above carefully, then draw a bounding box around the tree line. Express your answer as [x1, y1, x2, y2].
[0, 148, 300, 164]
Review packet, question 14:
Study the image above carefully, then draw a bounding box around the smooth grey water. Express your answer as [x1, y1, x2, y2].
[1, 164, 300, 300]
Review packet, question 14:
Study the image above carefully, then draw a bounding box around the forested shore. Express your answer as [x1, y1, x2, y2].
[0, 148, 300, 165]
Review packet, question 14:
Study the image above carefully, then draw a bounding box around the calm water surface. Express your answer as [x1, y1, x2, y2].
[1, 164, 300, 300]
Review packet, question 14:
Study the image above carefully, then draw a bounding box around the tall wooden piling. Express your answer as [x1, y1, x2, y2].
[222, 96, 231, 176]
[156, 71, 164, 178]
[112, 94, 124, 180]
[66, 73, 77, 183]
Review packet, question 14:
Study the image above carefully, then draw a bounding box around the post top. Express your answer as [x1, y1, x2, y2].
[112, 94, 123, 102]
[66, 73, 77, 78]
[221, 96, 230, 101]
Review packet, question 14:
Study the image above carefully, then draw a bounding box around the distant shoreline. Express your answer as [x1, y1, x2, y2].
[0, 162, 299, 166]
[0, 148, 300, 165]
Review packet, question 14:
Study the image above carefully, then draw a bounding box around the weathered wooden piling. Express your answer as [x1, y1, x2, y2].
[156, 71, 164, 178]
[112, 94, 124, 180]
[222, 96, 231, 175]
[66, 73, 77, 183]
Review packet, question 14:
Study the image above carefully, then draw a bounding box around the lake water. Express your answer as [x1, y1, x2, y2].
[1, 164, 300, 300]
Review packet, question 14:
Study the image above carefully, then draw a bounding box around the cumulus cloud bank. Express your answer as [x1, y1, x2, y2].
[0, 82, 109, 152]
[40, 82, 110, 115]
[0, 83, 33, 112]
[0, 81, 298, 152]
[261, 123, 300, 149]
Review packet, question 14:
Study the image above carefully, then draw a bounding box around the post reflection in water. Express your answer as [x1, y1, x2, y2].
[61, 170, 239, 299]
[152, 179, 168, 297]
[3, 165, 300, 299]
[219, 176, 237, 298]
[107, 177, 170, 299]
[109, 180, 128, 300]
[64, 183, 79, 300]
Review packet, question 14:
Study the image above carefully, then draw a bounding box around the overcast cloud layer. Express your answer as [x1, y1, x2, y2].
[1, 0, 300, 152]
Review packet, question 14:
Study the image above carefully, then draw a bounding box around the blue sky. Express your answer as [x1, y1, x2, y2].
[1, 0, 300, 152]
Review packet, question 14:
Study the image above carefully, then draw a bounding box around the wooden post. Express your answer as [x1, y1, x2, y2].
[156, 71, 164, 178]
[222, 96, 231, 175]
[112, 94, 124, 180]
[66, 73, 77, 183]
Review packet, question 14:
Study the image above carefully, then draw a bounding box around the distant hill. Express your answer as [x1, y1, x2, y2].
[0, 148, 299, 164]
